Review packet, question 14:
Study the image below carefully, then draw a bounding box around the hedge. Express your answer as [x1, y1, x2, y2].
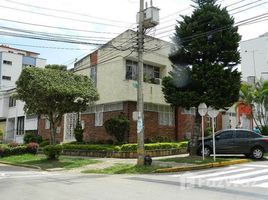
[62, 142, 188, 152]
[62, 144, 120, 152]
[0, 143, 39, 157]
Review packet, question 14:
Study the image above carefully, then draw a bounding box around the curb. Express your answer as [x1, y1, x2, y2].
[154, 159, 250, 173]
[0, 161, 42, 170]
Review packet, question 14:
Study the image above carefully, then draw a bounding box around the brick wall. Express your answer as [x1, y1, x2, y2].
[81, 101, 175, 143]
[38, 116, 64, 143]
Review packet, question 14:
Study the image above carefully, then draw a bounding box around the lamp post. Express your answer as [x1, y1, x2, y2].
[198, 103, 207, 160]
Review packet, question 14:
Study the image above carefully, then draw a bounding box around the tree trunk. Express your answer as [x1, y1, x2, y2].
[189, 109, 201, 156]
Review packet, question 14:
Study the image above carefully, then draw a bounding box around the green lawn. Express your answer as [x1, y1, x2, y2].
[159, 156, 240, 165]
[0, 154, 101, 170]
[82, 163, 166, 174]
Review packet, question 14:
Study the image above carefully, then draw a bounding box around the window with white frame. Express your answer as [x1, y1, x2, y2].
[95, 111, 103, 127]
[144, 103, 175, 126]
[3, 60, 12, 65]
[90, 65, 97, 86]
[16, 116, 25, 135]
[45, 118, 50, 129]
[9, 96, 16, 107]
[125, 60, 161, 84]
[65, 113, 77, 140]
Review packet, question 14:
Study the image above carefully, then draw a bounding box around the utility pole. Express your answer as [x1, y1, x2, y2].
[137, 0, 145, 166]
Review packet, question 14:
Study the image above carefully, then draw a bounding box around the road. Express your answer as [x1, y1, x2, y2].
[1, 162, 268, 200]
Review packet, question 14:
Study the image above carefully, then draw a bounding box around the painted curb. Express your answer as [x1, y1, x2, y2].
[154, 159, 250, 173]
[0, 161, 42, 170]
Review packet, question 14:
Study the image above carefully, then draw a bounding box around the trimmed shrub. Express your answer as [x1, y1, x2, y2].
[23, 133, 43, 144]
[145, 135, 172, 143]
[40, 140, 50, 147]
[204, 127, 212, 137]
[0, 145, 27, 157]
[26, 142, 39, 154]
[74, 121, 84, 143]
[62, 144, 120, 152]
[104, 115, 130, 144]
[120, 142, 186, 152]
[8, 142, 18, 148]
[43, 145, 63, 160]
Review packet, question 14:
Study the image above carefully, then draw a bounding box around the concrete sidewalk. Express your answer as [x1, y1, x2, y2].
[67, 154, 192, 173]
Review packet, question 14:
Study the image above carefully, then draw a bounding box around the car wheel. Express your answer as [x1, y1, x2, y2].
[199, 146, 211, 157]
[251, 147, 264, 159]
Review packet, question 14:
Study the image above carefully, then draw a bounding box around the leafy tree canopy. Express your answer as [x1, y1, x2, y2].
[45, 64, 67, 71]
[163, 0, 241, 110]
[16, 66, 99, 144]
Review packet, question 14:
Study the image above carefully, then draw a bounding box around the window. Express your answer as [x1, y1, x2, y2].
[65, 113, 77, 140]
[16, 116, 25, 135]
[125, 60, 161, 84]
[235, 131, 249, 138]
[144, 103, 174, 126]
[3, 60, 12, 65]
[9, 97, 16, 107]
[2, 76, 11, 81]
[219, 131, 234, 139]
[95, 111, 103, 126]
[90, 65, 97, 86]
[45, 118, 50, 129]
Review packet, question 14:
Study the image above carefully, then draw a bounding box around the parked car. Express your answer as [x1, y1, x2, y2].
[195, 129, 268, 159]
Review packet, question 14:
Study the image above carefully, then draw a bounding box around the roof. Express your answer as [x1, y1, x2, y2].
[75, 29, 172, 65]
[0, 45, 40, 55]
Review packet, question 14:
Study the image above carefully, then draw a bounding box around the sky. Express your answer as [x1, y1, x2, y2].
[0, 0, 267, 68]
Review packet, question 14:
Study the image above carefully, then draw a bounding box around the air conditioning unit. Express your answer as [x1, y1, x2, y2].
[154, 78, 162, 85]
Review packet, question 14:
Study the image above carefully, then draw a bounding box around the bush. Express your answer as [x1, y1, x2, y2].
[145, 135, 172, 143]
[0, 145, 27, 157]
[24, 133, 43, 144]
[120, 142, 186, 152]
[8, 142, 18, 148]
[62, 144, 120, 152]
[104, 115, 130, 144]
[0, 130, 3, 139]
[260, 126, 268, 135]
[74, 121, 84, 143]
[40, 140, 50, 147]
[43, 145, 63, 160]
[26, 142, 39, 154]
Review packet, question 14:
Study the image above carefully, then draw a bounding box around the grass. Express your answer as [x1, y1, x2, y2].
[82, 163, 166, 174]
[159, 156, 240, 165]
[0, 154, 100, 170]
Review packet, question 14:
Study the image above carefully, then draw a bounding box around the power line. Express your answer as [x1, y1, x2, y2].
[153, 1, 268, 37]
[0, 5, 129, 28]
[0, 31, 105, 46]
[228, 0, 265, 12]
[0, 18, 121, 35]
[2, 0, 133, 25]
[0, 42, 93, 50]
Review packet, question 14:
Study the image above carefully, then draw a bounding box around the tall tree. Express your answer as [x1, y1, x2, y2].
[162, 0, 241, 154]
[16, 66, 99, 144]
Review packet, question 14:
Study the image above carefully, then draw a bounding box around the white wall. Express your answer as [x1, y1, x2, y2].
[85, 30, 172, 105]
[240, 34, 268, 81]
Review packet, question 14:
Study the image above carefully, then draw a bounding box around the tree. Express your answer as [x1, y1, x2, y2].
[162, 0, 241, 154]
[45, 64, 67, 71]
[240, 81, 268, 135]
[16, 66, 99, 145]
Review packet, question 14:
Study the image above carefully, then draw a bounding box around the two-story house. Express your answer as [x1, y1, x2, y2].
[0, 45, 46, 143]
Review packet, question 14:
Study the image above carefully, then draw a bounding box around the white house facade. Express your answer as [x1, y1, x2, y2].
[0, 45, 46, 143]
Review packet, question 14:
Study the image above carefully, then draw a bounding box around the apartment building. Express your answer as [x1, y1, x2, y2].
[0, 45, 46, 143]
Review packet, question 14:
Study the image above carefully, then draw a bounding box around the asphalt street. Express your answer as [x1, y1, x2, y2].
[1, 162, 268, 200]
